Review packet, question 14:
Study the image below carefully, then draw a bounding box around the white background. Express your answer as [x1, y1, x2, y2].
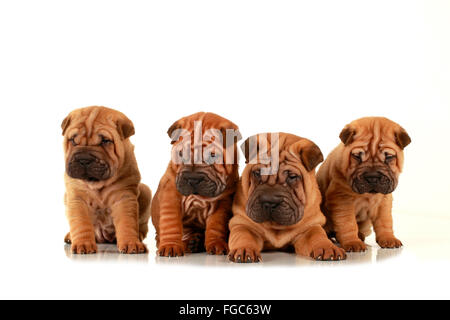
[0, 0, 449, 299]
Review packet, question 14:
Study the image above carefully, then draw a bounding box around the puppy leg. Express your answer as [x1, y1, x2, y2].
[328, 198, 367, 252]
[65, 198, 97, 254]
[228, 225, 264, 263]
[373, 197, 402, 249]
[156, 188, 184, 257]
[137, 183, 152, 241]
[205, 200, 232, 255]
[111, 194, 147, 254]
[294, 225, 346, 261]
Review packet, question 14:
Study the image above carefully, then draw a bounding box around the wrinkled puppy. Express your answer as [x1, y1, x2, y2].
[62, 106, 151, 254]
[317, 117, 411, 252]
[151, 112, 240, 257]
[228, 133, 346, 263]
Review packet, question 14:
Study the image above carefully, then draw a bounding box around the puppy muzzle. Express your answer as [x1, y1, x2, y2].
[247, 186, 303, 226]
[67, 151, 111, 182]
[176, 171, 225, 197]
[352, 170, 396, 194]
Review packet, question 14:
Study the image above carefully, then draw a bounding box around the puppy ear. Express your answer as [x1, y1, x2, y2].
[167, 121, 182, 144]
[300, 142, 324, 172]
[395, 128, 411, 149]
[117, 117, 135, 140]
[240, 135, 258, 164]
[339, 126, 355, 146]
[61, 115, 71, 136]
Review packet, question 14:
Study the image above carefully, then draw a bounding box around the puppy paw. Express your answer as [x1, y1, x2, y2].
[71, 239, 97, 254]
[310, 242, 347, 261]
[228, 248, 261, 263]
[342, 240, 367, 252]
[205, 239, 229, 255]
[158, 243, 184, 257]
[118, 240, 148, 254]
[377, 236, 403, 249]
[64, 232, 71, 244]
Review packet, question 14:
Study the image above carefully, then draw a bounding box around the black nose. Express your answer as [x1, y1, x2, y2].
[363, 171, 382, 184]
[78, 159, 93, 167]
[183, 172, 205, 187]
[187, 177, 203, 186]
[74, 153, 96, 167]
[260, 194, 283, 211]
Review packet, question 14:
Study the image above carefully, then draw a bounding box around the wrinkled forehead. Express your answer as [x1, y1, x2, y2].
[351, 123, 400, 154]
[67, 111, 118, 138]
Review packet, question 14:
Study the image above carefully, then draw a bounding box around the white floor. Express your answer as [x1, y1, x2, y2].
[2, 212, 450, 299]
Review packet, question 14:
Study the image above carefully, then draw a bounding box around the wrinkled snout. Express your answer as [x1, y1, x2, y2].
[67, 151, 111, 182]
[352, 169, 396, 194]
[259, 193, 284, 214]
[247, 185, 303, 226]
[176, 168, 225, 197]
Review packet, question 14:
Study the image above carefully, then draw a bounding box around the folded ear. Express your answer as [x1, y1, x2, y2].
[240, 135, 258, 164]
[117, 117, 135, 140]
[219, 122, 241, 149]
[61, 115, 71, 136]
[167, 120, 182, 144]
[300, 142, 324, 172]
[395, 127, 411, 149]
[339, 126, 355, 146]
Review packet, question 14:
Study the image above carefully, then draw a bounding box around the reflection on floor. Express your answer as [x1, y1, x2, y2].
[63, 213, 450, 266]
[64, 241, 405, 266]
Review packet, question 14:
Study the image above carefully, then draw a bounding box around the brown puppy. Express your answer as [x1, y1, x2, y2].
[62, 106, 151, 254]
[228, 133, 346, 263]
[151, 112, 240, 257]
[317, 117, 411, 252]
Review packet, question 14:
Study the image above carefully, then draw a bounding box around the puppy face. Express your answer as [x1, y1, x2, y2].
[243, 133, 323, 226]
[61, 106, 134, 183]
[339, 117, 411, 195]
[168, 112, 240, 198]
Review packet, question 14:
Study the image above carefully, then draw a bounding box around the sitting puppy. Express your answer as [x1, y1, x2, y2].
[151, 112, 240, 257]
[228, 133, 346, 262]
[62, 106, 151, 254]
[317, 117, 411, 252]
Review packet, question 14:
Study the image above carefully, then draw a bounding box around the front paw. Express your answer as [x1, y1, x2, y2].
[341, 239, 367, 252]
[377, 236, 403, 249]
[228, 248, 261, 263]
[71, 239, 97, 254]
[158, 243, 184, 257]
[118, 240, 148, 254]
[310, 242, 347, 261]
[206, 239, 229, 255]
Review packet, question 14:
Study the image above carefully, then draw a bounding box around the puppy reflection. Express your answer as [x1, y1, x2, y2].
[64, 244, 149, 263]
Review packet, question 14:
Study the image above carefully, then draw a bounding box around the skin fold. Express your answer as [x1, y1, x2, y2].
[228, 133, 346, 263]
[62, 106, 151, 254]
[151, 112, 240, 257]
[317, 117, 411, 252]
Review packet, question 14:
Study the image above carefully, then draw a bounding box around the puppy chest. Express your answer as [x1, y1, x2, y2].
[88, 204, 116, 243]
[354, 196, 383, 222]
[181, 196, 217, 229]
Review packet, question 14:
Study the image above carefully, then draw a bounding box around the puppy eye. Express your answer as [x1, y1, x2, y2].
[385, 153, 396, 162]
[286, 172, 301, 183]
[252, 170, 261, 179]
[100, 137, 113, 146]
[68, 136, 78, 146]
[352, 152, 363, 162]
[179, 150, 183, 157]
